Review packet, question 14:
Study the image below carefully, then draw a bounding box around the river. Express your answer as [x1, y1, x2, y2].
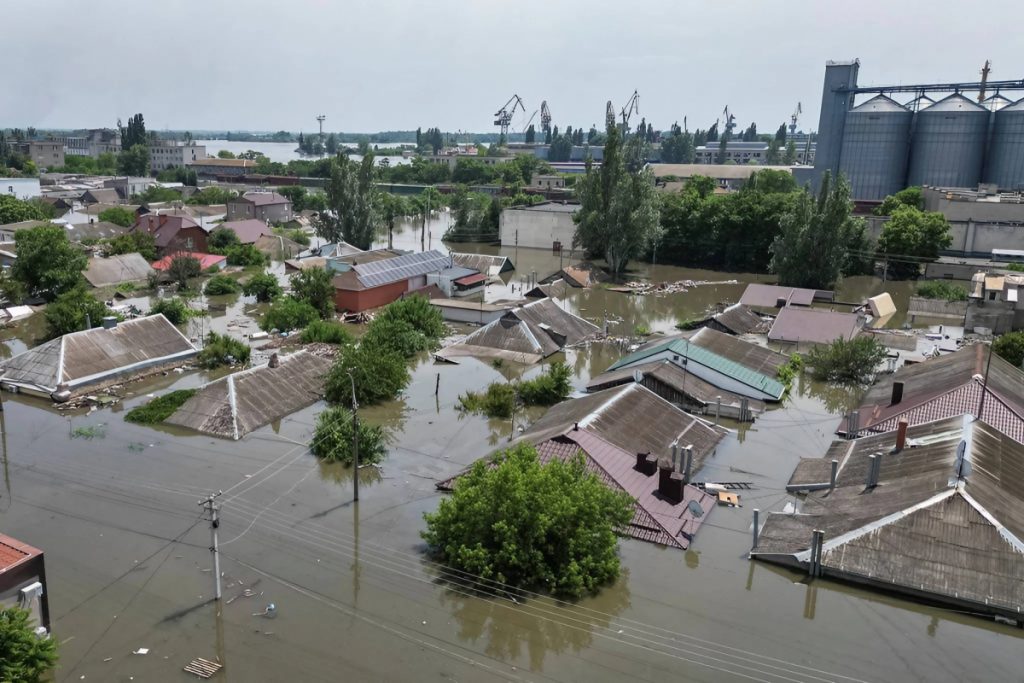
[196, 139, 411, 166]
[0, 232, 1015, 682]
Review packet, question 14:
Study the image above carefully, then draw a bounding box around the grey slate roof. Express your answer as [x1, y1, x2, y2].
[166, 351, 332, 439]
[0, 314, 196, 397]
[84, 253, 155, 288]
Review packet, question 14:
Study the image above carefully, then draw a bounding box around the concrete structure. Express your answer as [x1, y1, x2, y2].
[693, 140, 814, 166]
[332, 250, 450, 312]
[838, 95, 913, 200]
[0, 533, 50, 633]
[499, 202, 578, 250]
[103, 177, 154, 199]
[426, 266, 485, 298]
[531, 174, 565, 189]
[967, 271, 1024, 333]
[13, 140, 64, 170]
[148, 141, 207, 172]
[897, 186, 1024, 257]
[226, 191, 293, 224]
[188, 158, 256, 177]
[57, 129, 121, 157]
[2, 178, 42, 200]
[648, 163, 794, 192]
[0, 314, 198, 401]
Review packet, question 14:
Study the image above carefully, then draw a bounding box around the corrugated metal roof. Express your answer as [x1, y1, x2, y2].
[689, 327, 788, 375]
[354, 249, 450, 288]
[768, 307, 861, 344]
[450, 252, 514, 274]
[607, 337, 785, 399]
[84, 253, 154, 288]
[166, 351, 331, 439]
[587, 360, 765, 414]
[739, 283, 820, 308]
[927, 93, 987, 113]
[851, 95, 910, 113]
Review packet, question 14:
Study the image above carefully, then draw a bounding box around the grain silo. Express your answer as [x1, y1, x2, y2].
[984, 98, 1024, 191]
[904, 95, 935, 112]
[982, 94, 1013, 112]
[907, 94, 989, 188]
[838, 95, 912, 200]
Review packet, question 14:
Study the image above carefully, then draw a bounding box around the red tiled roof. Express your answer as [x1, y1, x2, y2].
[152, 251, 227, 271]
[0, 533, 41, 573]
[454, 273, 487, 286]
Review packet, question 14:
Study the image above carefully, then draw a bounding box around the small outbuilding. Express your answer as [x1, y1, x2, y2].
[84, 253, 155, 288]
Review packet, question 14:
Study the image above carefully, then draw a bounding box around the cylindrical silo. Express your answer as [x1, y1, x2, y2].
[982, 94, 1013, 112]
[904, 95, 934, 112]
[984, 98, 1024, 191]
[838, 95, 912, 200]
[907, 93, 989, 188]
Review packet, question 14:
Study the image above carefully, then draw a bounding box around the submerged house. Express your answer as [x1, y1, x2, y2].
[166, 351, 332, 439]
[839, 343, 1024, 444]
[683, 303, 770, 336]
[739, 283, 834, 310]
[439, 383, 726, 549]
[83, 253, 154, 288]
[332, 249, 451, 312]
[437, 298, 600, 364]
[0, 314, 197, 401]
[754, 415, 1024, 624]
[767, 307, 862, 346]
[449, 252, 514, 276]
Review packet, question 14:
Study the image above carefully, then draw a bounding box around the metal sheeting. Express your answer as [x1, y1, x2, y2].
[907, 94, 989, 188]
[449, 252, 514, 274]
[839, 95, 913, 200]
[689, 327, 788, 376]
[984, 97, 1024, 191]
[353, 250, 450, 288]
[767, 307, 861, 345]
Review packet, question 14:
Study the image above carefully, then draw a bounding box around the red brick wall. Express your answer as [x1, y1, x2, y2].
[334, 280, 408, 313]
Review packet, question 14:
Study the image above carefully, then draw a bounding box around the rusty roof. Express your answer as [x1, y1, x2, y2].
[755, 415, 1024, 619]
[0, 533, 42, 573]
[0, 314, 197, 396]
[166, 351, 331, 439]
[768, 307, 861, 344]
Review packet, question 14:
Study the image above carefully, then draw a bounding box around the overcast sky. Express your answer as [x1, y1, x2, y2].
[5, 0, 1023, 135]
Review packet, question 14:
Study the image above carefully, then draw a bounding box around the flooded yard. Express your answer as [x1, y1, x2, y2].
[0, 224, 1019, 682]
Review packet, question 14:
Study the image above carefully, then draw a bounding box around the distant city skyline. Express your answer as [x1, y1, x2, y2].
[3, 0, 1023, 136]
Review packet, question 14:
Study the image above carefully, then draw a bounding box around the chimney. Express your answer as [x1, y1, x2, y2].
[635, 452, 657, 476]
[895, 419, 909, 452]
[670, 442, 679, 471]
[101, 316, 117, 329]
[890, 381, 904, 406]
[658, 458, 684, 503]
[775, 297, 787, 308]
[573, 422, 579, 431]
[683, 445, 694, 483]
[829, 459, 838, 489]
[866, 453, 882, 488]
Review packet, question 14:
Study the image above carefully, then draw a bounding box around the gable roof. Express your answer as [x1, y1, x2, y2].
[166, 351, 332, 439]
[607, 336, 786, 399]
[133, 213, 203, 248]
[689, 327, 788, 375]
[739, 283, 821, 308]
[756, 415, 1024, 619]
[0, 314, 197, 397]
[221, 219, 271, 244]
[151, 251, 226, 271]
[234, 191, 289, 207]
[706, 303, 769, 335]
[84, 253, 155, 287]
[449, 252, 514, 275]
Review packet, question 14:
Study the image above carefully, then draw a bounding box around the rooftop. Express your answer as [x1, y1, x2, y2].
[0, 533, 42, 573]
[234, 191, 290, 207]
[84, 253, 154, 288]
[739, 283, 829, 308]
[647, 164, 794, 180]
[221, 218, 272, 244]
[768, 307, 862, 345]
[151, 252, 226, 271]
[688, 327, 788, 376]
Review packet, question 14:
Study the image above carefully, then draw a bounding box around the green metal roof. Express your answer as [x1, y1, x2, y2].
[608, 338, 785, 399]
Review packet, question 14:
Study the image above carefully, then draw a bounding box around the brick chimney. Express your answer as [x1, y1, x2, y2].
[658, 458, 684, 503]
[635, 452, 657, 476]
[890, 381, 904, 406]
[894, 419, 909, 452]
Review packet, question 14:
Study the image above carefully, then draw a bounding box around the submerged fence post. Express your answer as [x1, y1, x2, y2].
[752, 508, 760, 551]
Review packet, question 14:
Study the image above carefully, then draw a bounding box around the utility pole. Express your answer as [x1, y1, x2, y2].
[347, 370, 359, 502]
[316, 115, 326, 158]
[199, 492, 223, 600]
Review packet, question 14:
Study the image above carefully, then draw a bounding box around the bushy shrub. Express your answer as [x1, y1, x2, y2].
[517, 362, 572, 406]
[204, 274, 241, 295]
[289, 267, 335, 318]
[300, 319, 354, 345]
[243, 272, 282, 302]
[325, 344, 409, 407]
[260, 297, 319, 332]
[806, 336, 886, 384]
[374, 295, 446, 341]
[458, 382, 516, 418]
[167, 255, 201, 289]
[150, 297, 193, 325]
[225, 244, 268, 266]
[310, 406, 387, 466]
[44, 286, 110, 339]
[207, 226, 240, 253]
[362, 317, 431, 358]
[197, 332, 251, 368]
[125, 389, 197, 424]
[916, 280, 968, 302]
[993, 332, 1024, 368]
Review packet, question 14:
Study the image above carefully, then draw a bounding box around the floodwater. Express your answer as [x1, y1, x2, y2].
[0, 225, 1019, 682]
[196, 139, 410, 167]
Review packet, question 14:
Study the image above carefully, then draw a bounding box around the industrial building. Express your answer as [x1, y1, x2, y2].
[807, 60, 1024, 199]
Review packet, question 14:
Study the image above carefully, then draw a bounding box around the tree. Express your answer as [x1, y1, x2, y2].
[765, 139, 781, 165]
[0, 194, 49, 224]
[151, 297, 193, 325]
[105, 231, 157, 261]
[224, 244, 268, 266]
[806, 336, 887, 384]
[13, 224, 87, 301]
[289, 267, 335, 319]
[325, 133, 339, 155]
[216, 150, 236, 159]
[243, 272, 282, 302]
[573, 124, 661, 274]
[770, 171, 872, 289]
[874, 186, 924, 216]
[204, 274, 241, 295]
[196, 331, 250, 368]
[260, 297, 319, 332]
[167, 255, 201, 289]
[0, 607, 58, 682]
[775, 124, 787, 143]
[118, 144, 150, 177]
[422, 444, 633, 598]
[207, 226, 240, 253]
[325, 343, 409, 406]
[311, 406, 387, 466]
[98, 206, 135, 227]
[45, 286, 110, 339]
[993, 333, 1024, 368]
[316, 154, 379, 249]
[524, 124, 536, 144]
[783, 139, 798, 165]
[877, 206, 952, 279]
[119, 113, 146, 149]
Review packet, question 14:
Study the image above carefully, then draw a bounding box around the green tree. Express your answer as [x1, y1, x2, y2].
[311, 406, 387, 466]
[783, 139, 797, 165]
[204, 274, 241, 295]
[119, 113, 146, 149]
[874, 186, 923, 216]
[13, 224, 87, 300]
[0, 607, 58, 682]
[374, 294, 446, 340]
[216, 150, 236, 159]
[325, 133, 339, 155]
[207, 226, 240, 253]
[243, 272, 282, 302]
[224, 244, 268, 266]
[105, 231, 157, 261]
[118, 143, 150, 176]
[765, 139, 781, 165]
[422, 444, 633, 598]
[260, 297, 319, 332]
[98, 206, 136, 227]
[806, 336, 887, 384]
[45, 286, 110, 339]
[289, 267, 335, 319]
[325, 343, 409, 406]
[151, 297, 193, 325]
[877, 206, 952, 279]
[196, 331, 250, 368]
[573, 124, 661, 274]
[770, 172, 872, 289]
[0, 194, 49, 224]
[167, 255, 201, 289]
[775, 123, 787, 143]
[993, 333, 1024, 368]
[316, 154, 379, 249]
[525, 124, 536, 144]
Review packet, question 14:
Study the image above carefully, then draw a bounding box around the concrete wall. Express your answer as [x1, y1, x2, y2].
[499, 206, 577, 250]
[866, 214, 1024, 258]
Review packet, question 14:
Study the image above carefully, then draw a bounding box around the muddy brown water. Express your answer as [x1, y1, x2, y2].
[0, 220, 1018, 682]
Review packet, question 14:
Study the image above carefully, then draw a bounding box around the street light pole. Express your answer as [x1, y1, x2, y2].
[347, 370, 359, 502]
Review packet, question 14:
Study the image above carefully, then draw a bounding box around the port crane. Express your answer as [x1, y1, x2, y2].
[540, 101, 552, 134]
[494, 94, 525, 139]
[605, 101, 616, 130]
[789, 102, 802, 136]
[620, 90, 640, 134]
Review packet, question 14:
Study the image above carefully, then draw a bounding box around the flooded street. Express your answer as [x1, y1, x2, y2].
[0, 225, 1019, 682]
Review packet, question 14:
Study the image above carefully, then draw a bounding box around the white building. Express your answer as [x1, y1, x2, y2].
[499, 202, 578, 251]
[148, 141, 207, 172]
